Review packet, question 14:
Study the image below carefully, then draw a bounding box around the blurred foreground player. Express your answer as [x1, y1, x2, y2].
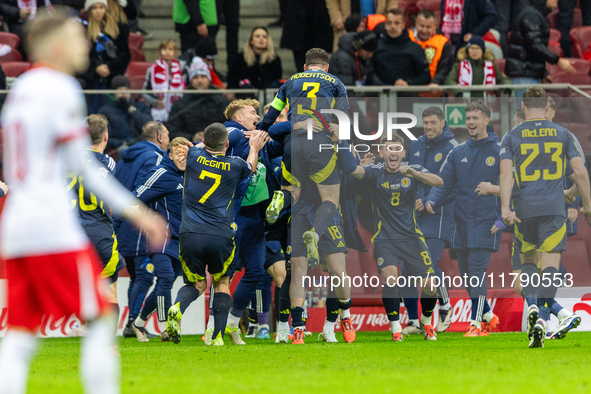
[0, 9, 167, 394]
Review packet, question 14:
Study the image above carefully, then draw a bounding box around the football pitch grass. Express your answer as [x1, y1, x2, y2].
[24, 331, 591, 393]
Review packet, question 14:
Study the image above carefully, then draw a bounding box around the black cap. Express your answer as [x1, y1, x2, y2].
[344, 13, 364, 33]
[194, 37, 218, 59]
[111, 75, 130, 89]
[353, 30, 378, 52]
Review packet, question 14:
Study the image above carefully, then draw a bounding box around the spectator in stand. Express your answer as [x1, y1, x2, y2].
[368, 9, 431, 87]
[143, 39, 184, 122]
[329, 30, 377, 86]
[173, 0, 218, 53]
[344, 13, 366, 33]
[505, 0, 576, 97]
[325, 0, 397, 52]
[179, 36, 225, 89]
[166, 58, 228, 140]
[0, 0, 52, 38]
[216, 0, 240, 68]
[107, 0, 128, 24]
[557, 0, 591, 57]
[228, 27, 282, 89]
[492, 0, 528, 54]
[409, 9, 455, 93]
[281, 0, 333, 72]
[443, 35, 511, 98]
[440, 0, 498, 52]
[0, 181, 7, 199]
[81, 0, 130, 93]
[99, 75, 153, 151]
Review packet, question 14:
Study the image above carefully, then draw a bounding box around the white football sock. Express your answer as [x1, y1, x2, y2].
[390, 321, 402, 333]
[81, 316, 120, 394]
[0, 330, 39, 394]
[420, 314, 432, 325]
[226, 313, 241, 329]
[410, 319, 419, 327]
[440, 302, 451, 311]
[482, 311, 494, 322]
[158, 320, 166, 332]
[323, 320, 335, 333]
[278, 321, 289, 331]
[206, 317, 215, 330]
[134, 317, 146, 327]
[557, 308, 572, 320]
[471, 319, 480, 327]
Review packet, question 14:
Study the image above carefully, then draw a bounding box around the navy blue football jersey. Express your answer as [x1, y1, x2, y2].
[68, 149, 116, 236]
[362, 162, 430, 241]
[500, 119, 584, 219]
[180, 147, 252, 238]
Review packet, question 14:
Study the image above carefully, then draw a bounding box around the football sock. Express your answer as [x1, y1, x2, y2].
[110, 303, 120, 334]
[326, 293, 340, 323]
[0, 330, 39, 394]
[483, 311, 494, 322]
[206, 316, 214, 331]
[258, 312, 269, 326]
[338, 298, 352, 320]
[291, 306, 306, 328]
[156, 295, 167, 323]
[140, 291, 156, 321]
[274, 286, 281, 322]
[323, 319, 335, 333]
[175, 285, 201, 314]
[390, 321, 402, 333]
[409, 319, 419, 327]
[471, 320, 480, 327]
[282, 189, 293, 210]
[279, 270, 291, 323]
[135, 317, 147, 327]
[471, 295, 489, 321]
[440, 301, 451, 311]
[278, 321, 290, 331]
[521, 263, 538, 307]
[420, 296, 437, 318]
[248, 308, 258, 325]
[227, 310, 242, 329]
[403, 297, 419, 320]
[82, 316, 119, 394]
[420, 314, 432, 326]
[382, 285, 400, 322]
[212, 292, 232, 339]
[312, 201, 337, 238]
[539, 266, 560, 321]
[557, 308, 571, 320]
[550, 299, 563, 318]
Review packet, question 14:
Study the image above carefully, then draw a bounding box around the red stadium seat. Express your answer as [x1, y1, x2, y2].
[0, 50, 22, 63]
[0, 62, 31, 77]
[404, 0, 419, 14]
[416, 0, 441, 22]
[564, 123, 591, 153]
[124, 61, 151, 89]
[548, 41, 564, 57]
[0, 32, 20, 51]
[550, 28, 561, 43]
[570, 26, 591, 58]
[494, 58, 505, 73]
[128, 32, 145, 50]
[547, 58, 591, 84]
[487, 242, 512, 289]
[130, 47, 146, 62]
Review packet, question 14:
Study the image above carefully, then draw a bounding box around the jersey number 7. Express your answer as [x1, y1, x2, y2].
[199, 170, 221, 203]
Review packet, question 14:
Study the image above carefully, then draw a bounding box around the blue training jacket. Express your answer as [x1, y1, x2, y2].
[408, 123, 459, 243]
[113, 140, 164, 256]
[426, 133, 502, 251]
[224, 120, 283, 216]
[134, 152, 184, 260]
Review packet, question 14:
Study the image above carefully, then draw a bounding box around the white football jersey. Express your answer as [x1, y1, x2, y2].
[1, 67, 91, 258]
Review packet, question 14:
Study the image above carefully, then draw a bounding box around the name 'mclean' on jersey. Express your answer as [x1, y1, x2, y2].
[180, 147, 252, 238]
[1, 67, 91, 258]
[362, 162, 430, 241]
[500, 118, 584, 219]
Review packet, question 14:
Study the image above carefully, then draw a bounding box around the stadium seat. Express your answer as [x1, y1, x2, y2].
[486, 242, 512, 289]
[0, 32, 20, 51]
[125, 61, 151, 89]
[130, 47, 146, 62]
[547, 58, 591, 84]
[564, 123, 591, 153]
[0, 62, 31, 77]
[128, 32, 144, 50]
[550, 28, 561, 43]
[548, 41, 564, 57]
[416, 0, 441, 23]
[562, 239, 591, 286]
[404, 0, 419, 15]
[0, 50, 22, 62]
[494, 58, 505, 73]
[570, 26, 591, 58]
[547, 8, 582, 29]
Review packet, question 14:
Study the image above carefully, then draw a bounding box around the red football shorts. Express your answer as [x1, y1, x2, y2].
[5, 244, 111, 331]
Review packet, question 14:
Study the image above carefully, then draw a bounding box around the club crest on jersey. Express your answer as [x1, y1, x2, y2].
[146, 263, 155, 273]
[486, 156, 496, 166]
[377, 257, 384, 266]
[286, 246, 292, 254]
[434, 153, 443, 162]
[401, 178, 410, 188]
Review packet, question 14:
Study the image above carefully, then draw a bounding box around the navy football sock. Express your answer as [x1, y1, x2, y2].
[312, 201, 337, 238]
[551, 299, 564, 318]
[382, 286, 400, 322]
[140, 291, 156, 321]
[248, 308, 257, 325]
[471, 295, 490, 321]
[175, 285, 200, 314]
[291, 306, 305, 328]
[420, 296, 437, 318]
[274, 286, 281, 322]
[326, 289, 340, 323]
[521, 263, 539, 308]
[279, 271, 291, 323]
[337, 298, 352, 311]
[212, 292, 232, 339]
[539, 267, 560, 321]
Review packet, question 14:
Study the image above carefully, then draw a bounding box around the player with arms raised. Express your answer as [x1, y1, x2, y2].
[0, 9, 167, 394]
[499, 86, 591, 348]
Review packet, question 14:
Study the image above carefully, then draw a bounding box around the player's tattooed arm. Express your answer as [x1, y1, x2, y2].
[399, 166, 443, 188]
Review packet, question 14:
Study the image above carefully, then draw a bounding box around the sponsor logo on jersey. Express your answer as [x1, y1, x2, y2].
[486, 156, 496, 166]
[177, 184, 183, 189]
[461, 157, 468, 163]
[381, 182, 389, 189]
[434, 153, 443, 162]
[401, 178, 410, 188]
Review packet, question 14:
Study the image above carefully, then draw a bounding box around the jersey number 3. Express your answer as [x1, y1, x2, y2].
[296, 82, 320, 115]
[520, 142, 563, 182]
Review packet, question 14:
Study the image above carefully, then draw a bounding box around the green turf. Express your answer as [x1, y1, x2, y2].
[24, 332, 591, 393]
